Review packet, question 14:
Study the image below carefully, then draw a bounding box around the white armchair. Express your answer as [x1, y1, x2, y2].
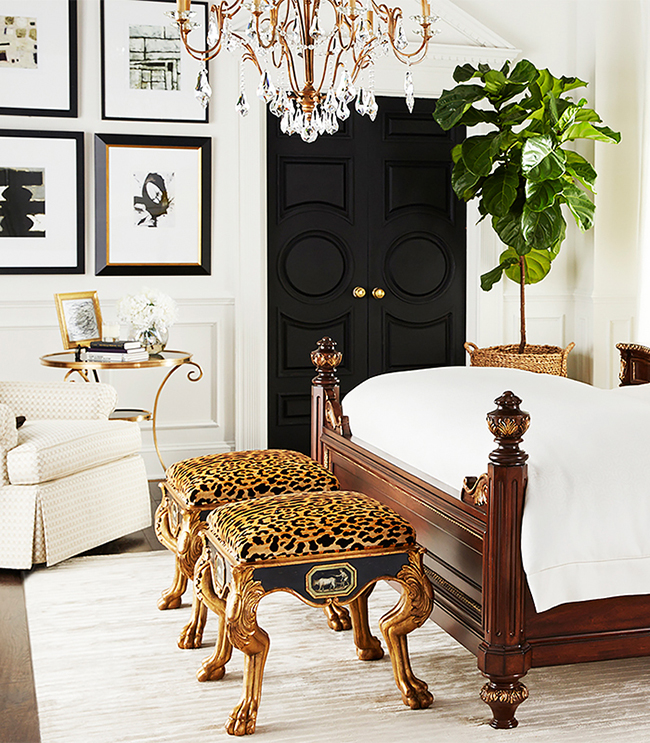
[0, 380, 151, 569]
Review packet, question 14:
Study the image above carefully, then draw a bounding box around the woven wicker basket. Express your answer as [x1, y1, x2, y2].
[464, 342, 575, 377]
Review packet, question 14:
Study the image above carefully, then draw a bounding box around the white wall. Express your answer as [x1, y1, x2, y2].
[0, 1, 643, 478]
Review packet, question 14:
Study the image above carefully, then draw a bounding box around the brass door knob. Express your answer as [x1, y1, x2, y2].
[372, 287, 386, 300]
[352, 286, 366, 298]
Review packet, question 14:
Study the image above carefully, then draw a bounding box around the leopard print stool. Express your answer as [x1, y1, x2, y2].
[154, 449, 340, 648]
[195, 490, 434, 736]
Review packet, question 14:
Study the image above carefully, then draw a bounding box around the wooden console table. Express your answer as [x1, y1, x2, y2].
[40, 350, 202, 470]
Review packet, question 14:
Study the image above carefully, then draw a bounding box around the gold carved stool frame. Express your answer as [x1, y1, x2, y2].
[194, 500, 434, 735]
[153, 450, 346, 649]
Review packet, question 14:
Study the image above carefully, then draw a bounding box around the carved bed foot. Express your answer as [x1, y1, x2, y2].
[348, 584, 384, 660]
[225, 566, 269, 736]
[323, 601, 352, 631]
[480, 678, 529, 729]
[379, 552, 434, 710]
[178, 590, 208, 649]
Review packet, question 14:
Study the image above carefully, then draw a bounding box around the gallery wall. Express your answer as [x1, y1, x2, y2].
[0, 0, 643, 477]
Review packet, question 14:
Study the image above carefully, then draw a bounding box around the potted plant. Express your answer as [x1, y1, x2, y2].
[433, 59, 620, 374]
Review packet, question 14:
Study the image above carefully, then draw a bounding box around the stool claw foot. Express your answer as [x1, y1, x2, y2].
[157, 561, 187, 610]
[349, 584, 384, 661]
[226, 698, 259, 737]
[178, 591, 208, 649]
[324, 601, 352, 631]
[379, 551, 434, 710]
[224, 566, 270, 736]
[195, 546, 232, 678]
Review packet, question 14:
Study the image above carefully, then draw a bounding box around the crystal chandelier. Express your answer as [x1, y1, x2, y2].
[171, 0, 439, 142]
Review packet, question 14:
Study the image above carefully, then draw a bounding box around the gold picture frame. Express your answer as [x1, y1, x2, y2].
[54, 291, 103, 349]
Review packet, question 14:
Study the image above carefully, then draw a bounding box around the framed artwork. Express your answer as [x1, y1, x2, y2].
[0, 0, 78, 118]
[0, 130, 84, 274]
[54, 291, 103, 349]
[100, 0, 209, 123]
[94, 133, 211, 275]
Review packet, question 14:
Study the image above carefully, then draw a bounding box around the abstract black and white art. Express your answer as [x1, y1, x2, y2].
[0, 167, 45, 237]
[133, 171, 174, 227]
[129, 24, 180, 91]
[0, 15, 38, 68]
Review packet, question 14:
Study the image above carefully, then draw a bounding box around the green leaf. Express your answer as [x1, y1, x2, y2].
[525, 178, 563, 211]
[501, 246, 554, 285]
[508, 59, 539, 85]
[522, 136, 566, 181]
[521, 201, 566, 250]
[562, 121, 621, 143]
[484, 69, 507, 95]
[451, 143, 463, 164]
[564, 150, 597, 190]
[562, 181, 595, 231]
[526, 148, 566, 182]
[521, 135, 554, 170]
[480, 256, 519, 291]
[498, 103, 531, 127]
[433, 85, 486, 130]
[573, 107, 601, 123]
[453, 63, 478, 83]
[451, 159, 481, 200]
[458, 107, 500, 127]
[481, 165, 519, 216]
[460, 134, 498, 177]
[492, 210, 527, 252]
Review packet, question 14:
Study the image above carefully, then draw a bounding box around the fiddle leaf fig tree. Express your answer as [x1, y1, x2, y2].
[433, 60, 620, 352]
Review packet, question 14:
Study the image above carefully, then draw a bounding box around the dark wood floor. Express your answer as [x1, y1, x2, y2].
[0, 481, 166, 743]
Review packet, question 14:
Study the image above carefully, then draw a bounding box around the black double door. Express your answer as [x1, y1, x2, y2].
[267, 96, 466, 452]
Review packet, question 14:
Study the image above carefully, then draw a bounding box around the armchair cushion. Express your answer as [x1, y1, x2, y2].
[0, 381, 117, 420]
[7, 419, 143, 485]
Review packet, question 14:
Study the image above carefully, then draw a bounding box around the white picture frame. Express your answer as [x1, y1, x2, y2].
[0, 0, 77, 117]
[0, 130, 84, 273]
[100, 0, 209, 123]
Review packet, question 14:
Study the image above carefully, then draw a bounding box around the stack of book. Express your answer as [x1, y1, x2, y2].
[80, 340, 150, 363]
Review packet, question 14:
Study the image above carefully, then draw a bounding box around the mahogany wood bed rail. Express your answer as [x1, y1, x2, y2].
[310, 336, 650, 729]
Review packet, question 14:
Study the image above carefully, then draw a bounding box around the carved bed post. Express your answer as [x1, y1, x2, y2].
[478, 391, 532, 729]
[310, 337, 343, 464]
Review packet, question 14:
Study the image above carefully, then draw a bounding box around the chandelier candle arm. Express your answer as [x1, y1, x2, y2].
[173, 0, 439, 142]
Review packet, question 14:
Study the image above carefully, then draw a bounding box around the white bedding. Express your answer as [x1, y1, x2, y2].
[342, 367, 650, 612]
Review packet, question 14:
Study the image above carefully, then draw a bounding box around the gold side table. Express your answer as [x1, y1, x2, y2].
[40, 350, 203, 471]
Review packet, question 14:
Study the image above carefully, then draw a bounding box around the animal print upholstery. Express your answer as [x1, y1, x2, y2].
[165, 449, 339, 507]
[207, 490, 416, 562]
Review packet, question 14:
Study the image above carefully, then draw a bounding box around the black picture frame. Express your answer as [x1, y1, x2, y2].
[94, 133, 211, 276]
[0, 130, 84, 274]
[0, 0, 78, 118]
[100, 0, 209, 123]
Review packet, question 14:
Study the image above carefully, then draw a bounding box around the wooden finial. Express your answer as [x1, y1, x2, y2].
[311, 337, 342, 386]
[486, 391, 530, 467]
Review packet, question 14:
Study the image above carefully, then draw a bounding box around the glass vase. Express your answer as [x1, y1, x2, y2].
[135, 326, 168, 355]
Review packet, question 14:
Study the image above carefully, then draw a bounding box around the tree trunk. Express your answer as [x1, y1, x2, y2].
[518, 256, 526, 354]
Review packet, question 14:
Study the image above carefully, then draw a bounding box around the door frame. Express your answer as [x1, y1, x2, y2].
[235, 41, 519, 450]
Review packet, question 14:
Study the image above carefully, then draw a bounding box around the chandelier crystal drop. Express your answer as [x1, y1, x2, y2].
[171, 0, 440, 141]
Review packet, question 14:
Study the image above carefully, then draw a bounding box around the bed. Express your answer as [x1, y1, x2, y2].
[309, 337, 650, 729]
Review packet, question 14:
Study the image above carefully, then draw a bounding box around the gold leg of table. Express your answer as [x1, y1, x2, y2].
[64, 368, 91, 382]
[152, 360, 203, 472]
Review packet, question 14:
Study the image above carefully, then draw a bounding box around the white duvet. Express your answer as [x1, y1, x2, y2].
[342, 367, 650, 612]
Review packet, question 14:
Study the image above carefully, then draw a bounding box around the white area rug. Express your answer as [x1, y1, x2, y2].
[24, 551, 650, 743]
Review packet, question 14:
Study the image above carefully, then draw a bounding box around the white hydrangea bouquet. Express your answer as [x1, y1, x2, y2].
[117, 287, 178, 353]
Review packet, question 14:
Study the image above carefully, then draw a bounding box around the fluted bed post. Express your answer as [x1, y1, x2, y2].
[478, 391, 533, 729]
[310, 337, 342, 464]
